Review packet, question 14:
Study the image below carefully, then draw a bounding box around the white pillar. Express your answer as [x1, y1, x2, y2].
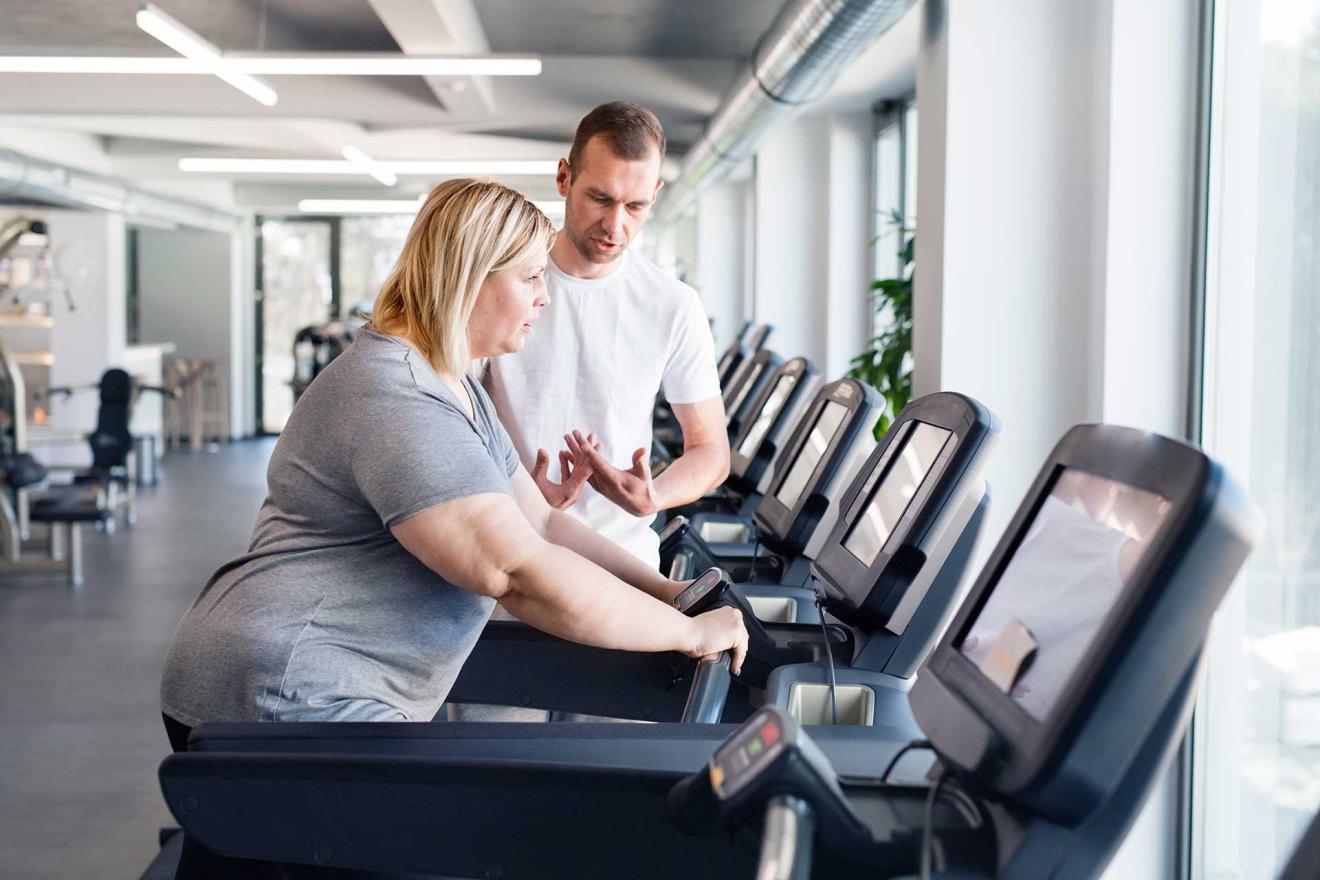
[914, 1, 1204, 877]
[44, 210, 126, 462]
[753, 114, 872, 377]
[696, 180, 750, 350]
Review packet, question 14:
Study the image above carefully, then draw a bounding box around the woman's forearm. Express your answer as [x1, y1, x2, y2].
[500, 542, 696, 653]
[544, 508, 679, 602]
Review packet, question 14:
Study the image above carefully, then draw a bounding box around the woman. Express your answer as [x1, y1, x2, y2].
[160, 179, 747, 745]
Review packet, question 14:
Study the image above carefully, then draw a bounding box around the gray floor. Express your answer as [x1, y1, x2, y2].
[0, 439, 276, 880]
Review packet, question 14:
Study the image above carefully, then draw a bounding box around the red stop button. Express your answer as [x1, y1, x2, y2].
[760, 720, 780, 746]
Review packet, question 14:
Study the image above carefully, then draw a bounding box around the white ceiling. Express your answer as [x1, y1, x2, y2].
[0, 0, 919, 213]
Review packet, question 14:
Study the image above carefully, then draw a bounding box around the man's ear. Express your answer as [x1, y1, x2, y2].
[653, 177, 665, 197]
[556, 158, 572, 198]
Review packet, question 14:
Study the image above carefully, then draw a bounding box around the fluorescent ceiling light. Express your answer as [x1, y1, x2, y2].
[227, 54, 542, 76]
[0, 54, 541, 76]
[342, 145, 398, 187]
[298, 198, 565, 216]
[135, 2, 278, 106]
[181, 158, 559, 176]
[299, 199, 421, 214]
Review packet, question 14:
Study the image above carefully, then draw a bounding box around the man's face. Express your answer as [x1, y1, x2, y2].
[557, 135, 663, 265]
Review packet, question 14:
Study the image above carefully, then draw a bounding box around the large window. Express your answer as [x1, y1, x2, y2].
[339, 215, 413, 317]
[870, 98, 917, 335]
[1194, 0, 1320, 876]
[255, 214, 414, 432]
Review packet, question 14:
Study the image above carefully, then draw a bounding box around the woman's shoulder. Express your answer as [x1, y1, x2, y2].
[324, 330, 458, 407]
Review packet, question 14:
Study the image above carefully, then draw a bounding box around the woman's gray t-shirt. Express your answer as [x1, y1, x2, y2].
[160, 329, 519, 724]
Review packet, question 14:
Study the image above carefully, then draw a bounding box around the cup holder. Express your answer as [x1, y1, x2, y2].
[746, 595, 798, 623]
[786, 682, 875, 726]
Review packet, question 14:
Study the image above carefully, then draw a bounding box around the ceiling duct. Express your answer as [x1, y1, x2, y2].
[653, 0, 917, 226]
[0, 147, 242, 234]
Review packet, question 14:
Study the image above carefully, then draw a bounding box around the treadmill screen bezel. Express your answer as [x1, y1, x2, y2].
[735, 364, 799, 459]
[727, 358, 768, 423]
[812, 393, 991, 628]
[842, 421, 952, 565]
[916, 427, 1209, 795]
[952, 467, 1172, 721]
[753, 378, 872, 548]
[774, 400, 849, 509]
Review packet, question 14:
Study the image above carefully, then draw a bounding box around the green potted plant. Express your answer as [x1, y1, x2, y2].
[849, 211, 913, 438]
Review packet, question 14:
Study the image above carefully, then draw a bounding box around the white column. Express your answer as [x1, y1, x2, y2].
[752, 114, 872, 377]
[696, 180, 750, 350]
[43, 210, 126, 464]
[915, 1, 1204, 877]
[822, 113, 873, 380]
[754, 117, 828, 366]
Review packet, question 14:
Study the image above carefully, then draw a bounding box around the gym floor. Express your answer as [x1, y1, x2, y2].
[0, 439, 275, 880]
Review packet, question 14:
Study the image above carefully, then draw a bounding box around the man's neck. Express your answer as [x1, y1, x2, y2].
[550, 234, 625, 281]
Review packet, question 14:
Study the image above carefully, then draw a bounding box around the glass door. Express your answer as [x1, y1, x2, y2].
[256, 218, 335, 433]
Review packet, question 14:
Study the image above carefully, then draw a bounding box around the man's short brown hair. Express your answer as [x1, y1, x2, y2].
[567, 102, 666, 177]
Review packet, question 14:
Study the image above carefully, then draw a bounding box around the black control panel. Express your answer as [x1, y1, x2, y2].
[708, 706, 869, 839]
[673, 566, 732, 617]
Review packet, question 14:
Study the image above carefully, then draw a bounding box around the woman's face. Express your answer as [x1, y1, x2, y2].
[468, 251, 550, 359]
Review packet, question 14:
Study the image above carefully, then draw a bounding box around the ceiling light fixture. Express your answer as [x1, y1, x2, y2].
[180, 158, 559, 176]
[341, 146, 398, 187]
[0, 55, 542, 77]
[135, 2, 278, 106]
[298, 198, 565, 216]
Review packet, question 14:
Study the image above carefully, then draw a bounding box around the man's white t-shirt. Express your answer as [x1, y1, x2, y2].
[485, 250, 722, 567]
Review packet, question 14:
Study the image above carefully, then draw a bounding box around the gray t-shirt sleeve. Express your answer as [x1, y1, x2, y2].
[350, 390, 513, 529]
[471, 376, 520, 477]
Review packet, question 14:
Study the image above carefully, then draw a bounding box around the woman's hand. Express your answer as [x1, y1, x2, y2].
[687, 606, 749, 675]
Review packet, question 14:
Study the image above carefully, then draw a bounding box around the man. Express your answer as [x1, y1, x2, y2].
[486, 102, 730, 570]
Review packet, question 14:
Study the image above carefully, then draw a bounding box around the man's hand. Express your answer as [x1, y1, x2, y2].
[566, 430, 661, 517]
[529, 446, 594, 510]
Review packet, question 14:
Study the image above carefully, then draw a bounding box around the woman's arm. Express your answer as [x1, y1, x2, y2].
[507, 464, 683, 603]
[391, 491, 748, 672]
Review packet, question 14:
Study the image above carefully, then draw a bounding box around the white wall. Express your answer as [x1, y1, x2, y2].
[695, 179, 750, 350]
[136, 228, 248, 438]
[43, 209, 127, 454]
[752, 113, 872, 378]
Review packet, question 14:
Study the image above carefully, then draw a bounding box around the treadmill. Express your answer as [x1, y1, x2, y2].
[446, 391, 998, 731]
[661, 377, 882, 585]
[720, 347, 782, 441]
[654, 322, 772, 465]
[661, 355, 820, 523]
[156, 423, 1261, 880]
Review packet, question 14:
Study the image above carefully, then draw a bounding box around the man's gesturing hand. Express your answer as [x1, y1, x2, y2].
[530, 446, 594, 510]
[565, 429, 661, 517]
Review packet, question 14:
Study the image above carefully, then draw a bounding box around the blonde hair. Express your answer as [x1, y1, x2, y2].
[370, 179, 555, 375]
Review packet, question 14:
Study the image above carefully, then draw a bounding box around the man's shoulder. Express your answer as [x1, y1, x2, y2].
[623, 251, 699, 301]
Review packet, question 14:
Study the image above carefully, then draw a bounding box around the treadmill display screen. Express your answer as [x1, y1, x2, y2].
[727, 362, 765, 420]
[738, 374, 797, 457]
[774, 401, 849, 509]
[842, 421, 952, 566]
[957, 468, 1172, 721]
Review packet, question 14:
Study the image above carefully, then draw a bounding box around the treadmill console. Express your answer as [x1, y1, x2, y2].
[813, 392, 999, 630]
[729, 357, 818, 491]
[673, 567, 733, 616]
[910, 424, 1261, 823]
[753, 378, 881, 553]
[709, 706, 867, 838]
